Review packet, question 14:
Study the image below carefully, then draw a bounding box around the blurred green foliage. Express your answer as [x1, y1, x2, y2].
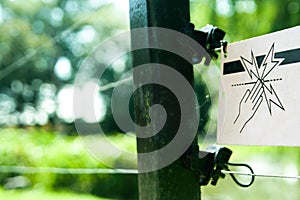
[0, 0, 130, 133]
[0, 188, 108, 200]
[191, 0, 300, 42]
[0, 128, 299, 200]
[0, 128, 138, 199]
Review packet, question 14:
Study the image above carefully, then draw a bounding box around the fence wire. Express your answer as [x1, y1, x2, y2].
[222, 170, 300, 180]
[0, 166, 137, 175]
[0, 165, 299, 181]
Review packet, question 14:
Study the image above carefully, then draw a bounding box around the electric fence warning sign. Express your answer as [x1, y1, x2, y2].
[218, 26, 300, 146]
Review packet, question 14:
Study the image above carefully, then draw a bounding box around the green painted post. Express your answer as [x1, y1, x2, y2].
[130, 0, 200, 199]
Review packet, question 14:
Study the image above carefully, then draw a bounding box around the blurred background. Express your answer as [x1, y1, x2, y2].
[0, 0, 299, 199]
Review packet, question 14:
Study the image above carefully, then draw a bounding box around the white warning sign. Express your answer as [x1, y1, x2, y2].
[218, 26, 300, 146]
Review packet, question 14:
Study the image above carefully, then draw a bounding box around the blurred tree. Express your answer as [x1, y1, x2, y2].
[0, 0, 129, 133]
[191, 0, 300, 42]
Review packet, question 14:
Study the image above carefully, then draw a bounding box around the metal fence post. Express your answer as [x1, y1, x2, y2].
[130, 0, 201, 199]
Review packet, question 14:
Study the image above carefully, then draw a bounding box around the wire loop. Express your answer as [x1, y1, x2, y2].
[226, 162, 255, 187]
